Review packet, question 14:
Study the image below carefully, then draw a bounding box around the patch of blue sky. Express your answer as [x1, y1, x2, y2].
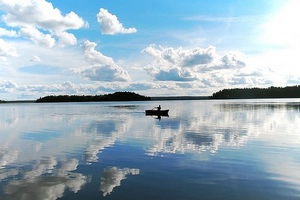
[18, 65, 63, 75]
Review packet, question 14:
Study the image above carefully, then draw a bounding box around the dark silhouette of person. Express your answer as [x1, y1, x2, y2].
[157, 105, 161, 111]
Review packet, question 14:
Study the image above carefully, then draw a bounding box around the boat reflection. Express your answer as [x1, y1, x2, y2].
[145, 113, 169, 120]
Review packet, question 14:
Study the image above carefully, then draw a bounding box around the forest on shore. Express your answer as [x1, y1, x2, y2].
[210, 85, 300, 99]
[36, 92, 151, 102]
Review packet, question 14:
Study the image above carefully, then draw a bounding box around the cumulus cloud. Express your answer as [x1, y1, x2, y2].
[20, 26, 56, 47]
[100, 167, 140, 196]
[0, 0, 87, 46]
[78, 40, 131, 82]
[97, 8, 137, 35]
[143, 45, 218, 81]
[80, 65, 131, 82]
[0, 80, 18, 93]
[142, 44, 253, 85]
[56, 31, 77, 46]
[82, 40, 114, 65]
[143, 45, 217, 68]
[220, 53, 246, 69]
[0, 81, 80, 99]
[154, 68, 198, 81]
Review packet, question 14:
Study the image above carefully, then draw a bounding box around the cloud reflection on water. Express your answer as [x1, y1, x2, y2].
[146, 101, 300, 156]
[84, 119, 129, 163]
[100, 167, 140, 196]
[0, 101, 299, 199]
[0, 149, 18, 169]
[1, 157, 88, 200]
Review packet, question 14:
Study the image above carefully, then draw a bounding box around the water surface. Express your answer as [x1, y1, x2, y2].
[0, 99, 300, 199]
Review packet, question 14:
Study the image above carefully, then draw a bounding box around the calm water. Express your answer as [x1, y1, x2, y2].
[0, 99, 300, 200]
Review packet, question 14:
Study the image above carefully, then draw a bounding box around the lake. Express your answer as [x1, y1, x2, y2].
[0, 99, 300, 200]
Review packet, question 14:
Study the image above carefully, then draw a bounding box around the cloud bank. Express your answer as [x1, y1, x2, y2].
[142, 44, 266, 88]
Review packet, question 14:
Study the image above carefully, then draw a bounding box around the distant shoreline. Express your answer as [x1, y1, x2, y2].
[4, 96, 300, 103]
[2, 85, 300, 103]
[3, 96, 209, 103]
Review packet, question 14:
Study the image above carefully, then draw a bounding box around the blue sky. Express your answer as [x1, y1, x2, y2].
[0, 0, 299, 100]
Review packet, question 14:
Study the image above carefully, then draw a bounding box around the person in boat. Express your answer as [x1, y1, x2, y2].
[157, 105, 161, 111]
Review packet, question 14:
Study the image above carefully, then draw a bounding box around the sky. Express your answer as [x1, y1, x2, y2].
[0, 0, 300, 100]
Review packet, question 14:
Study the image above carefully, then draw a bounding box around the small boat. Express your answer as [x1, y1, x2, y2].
[145, 109, 169, 116]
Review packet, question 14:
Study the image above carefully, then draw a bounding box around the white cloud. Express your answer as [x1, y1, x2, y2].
[143, 45, 217, 68]
[82, 40, 114, 65]
[78, 40, 131, 82]
[200, 52, 246, 72]
[220, 53, 246, 69]
[141, 44, 279, 91]
[0, 28, 18, 37]
[20, 26, 56, 47]
[143, 44, 250, 83]
[97, 8, 137, 35]
[80, 65, 131, 82]
[0, 0, 87, 46]
[0, 0, 87, 31]
[0, 39, 18, 59]
[153, 68, 198, 82]
[0, 80, 18, 93]
[56, 31, 77, 47]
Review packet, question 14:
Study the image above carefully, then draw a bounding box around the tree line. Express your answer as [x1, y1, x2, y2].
[36, 92, 151, 102]
[210, 85, 300, 99]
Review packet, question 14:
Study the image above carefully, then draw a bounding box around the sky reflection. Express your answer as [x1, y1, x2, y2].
[1, 157, 88, 200]
[0, 100, 300, 199]
[100, 167, 140, 196]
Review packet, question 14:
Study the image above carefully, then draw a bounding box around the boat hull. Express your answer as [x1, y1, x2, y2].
[145, 109, 169, 116]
